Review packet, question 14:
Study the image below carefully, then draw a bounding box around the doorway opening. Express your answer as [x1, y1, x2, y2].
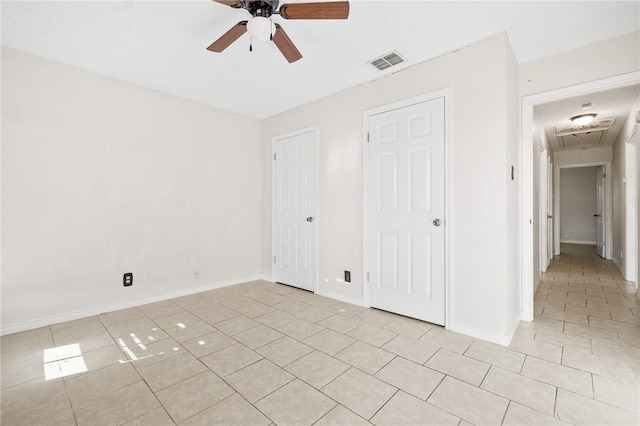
[555, 165, 606, 256]
[521, 72, 640, 322]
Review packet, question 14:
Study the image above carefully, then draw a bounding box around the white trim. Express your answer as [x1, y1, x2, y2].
[560, 240, 598, 245]
[260, 274, 275, 282]
[444, 90, 454, 330]
[448, 318, 519, 347]
[0, 275, 262, 336]
[271, 126, 320, 292]
[520, 71, 640, 323]
[534, 276, 541, 294]
[362, 88, 453, 327]
[315, 290, 366, 307]
[614, 257, 625, 277]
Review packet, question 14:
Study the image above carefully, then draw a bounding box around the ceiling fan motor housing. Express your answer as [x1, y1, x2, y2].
[248, 0, 279, 17]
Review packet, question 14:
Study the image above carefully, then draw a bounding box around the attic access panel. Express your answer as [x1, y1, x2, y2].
[560, 130, 605, 148]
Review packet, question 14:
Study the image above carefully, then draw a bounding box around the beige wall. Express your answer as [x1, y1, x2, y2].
[520, 32, 640, 97]
[505, 39, 521, 333]
[262, 33, 519, 343]
[1, 47, 263, 333]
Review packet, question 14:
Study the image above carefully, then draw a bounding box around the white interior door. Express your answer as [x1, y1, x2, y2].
[274, 129, 316, 291]
[367, 96, 446, 325]
[546, 157, 554, 265]
[596, 166, 605, 257]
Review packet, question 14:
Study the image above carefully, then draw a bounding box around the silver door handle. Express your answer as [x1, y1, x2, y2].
[547, 215, 553, 219]
[433, 219, 442, 226]
[306, 217, 314, 222]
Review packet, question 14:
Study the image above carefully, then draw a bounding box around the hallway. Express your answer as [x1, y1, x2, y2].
[521, 243, 640, 423]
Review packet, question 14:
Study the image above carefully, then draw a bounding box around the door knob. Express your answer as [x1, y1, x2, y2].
[306, 217, 314, 222]
[433, 219, 442, 226]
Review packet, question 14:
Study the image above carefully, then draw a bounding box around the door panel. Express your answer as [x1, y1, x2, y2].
[596, 166, 605, 258]
[274, 129, 316, 291]
[368, 97, 446, 325]
[547, 158, 553, 265]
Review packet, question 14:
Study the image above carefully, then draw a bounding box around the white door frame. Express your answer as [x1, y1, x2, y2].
[553, 162, 612, 254]
[520, 71, 640, 321]
[362, 88, 453, 326]
[547, 156, 554, 266]
[271, 125, 320, 292]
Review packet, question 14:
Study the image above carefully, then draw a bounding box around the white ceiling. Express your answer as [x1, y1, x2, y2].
[2, 1, 639, 119]
[534, 85, 640, 152]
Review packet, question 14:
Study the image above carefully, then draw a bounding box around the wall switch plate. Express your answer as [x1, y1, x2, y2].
[344, 271, 351, 283]
[123, 273, 133, 287]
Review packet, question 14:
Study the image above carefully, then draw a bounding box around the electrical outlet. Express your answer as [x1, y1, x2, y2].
[344, 271, 351, 283]
[123, 273, 133, 287]
[193, 269, 199, 279]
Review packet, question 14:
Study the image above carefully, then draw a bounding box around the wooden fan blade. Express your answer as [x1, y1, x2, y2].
[212, 0, 243, 8]
[273, 24, 302, 63]
[279, 1, 349, 19]
[207, 21, 248, 52]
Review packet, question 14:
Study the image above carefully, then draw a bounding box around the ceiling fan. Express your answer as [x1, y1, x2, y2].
[207, 0, 350, 63]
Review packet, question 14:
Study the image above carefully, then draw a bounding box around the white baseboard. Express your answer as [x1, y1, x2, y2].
[0, 275, 262, 336]
[613, 257, 625, 277]
[447, 321, 515, 346]
[315, 289, 365, 307]
[534, 276, 541, 293]
[559, 239, 597, 245]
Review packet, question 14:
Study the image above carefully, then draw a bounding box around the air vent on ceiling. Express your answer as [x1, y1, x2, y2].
[369, 51, 405, 71]
[556, 117, 615, 137]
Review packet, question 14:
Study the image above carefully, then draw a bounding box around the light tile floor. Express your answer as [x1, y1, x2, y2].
[2, 243, 639, 425]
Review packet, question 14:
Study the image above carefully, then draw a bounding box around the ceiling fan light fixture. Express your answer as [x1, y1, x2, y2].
[247, 16, 274, 42]
[571, 113, 596, 126]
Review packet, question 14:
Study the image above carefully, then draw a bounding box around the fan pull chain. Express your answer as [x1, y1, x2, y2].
[270, 18, 273, 40]
[249, 36, 253, 52]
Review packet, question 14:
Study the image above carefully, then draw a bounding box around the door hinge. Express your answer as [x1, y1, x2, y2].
[367, 272, 370, 281]
[367, 132, 370, 142]
[273, 256, 276, 263]
[274, 153, 276, 161]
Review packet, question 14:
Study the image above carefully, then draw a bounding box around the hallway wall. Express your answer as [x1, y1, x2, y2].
[612, 92, 640, 280]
